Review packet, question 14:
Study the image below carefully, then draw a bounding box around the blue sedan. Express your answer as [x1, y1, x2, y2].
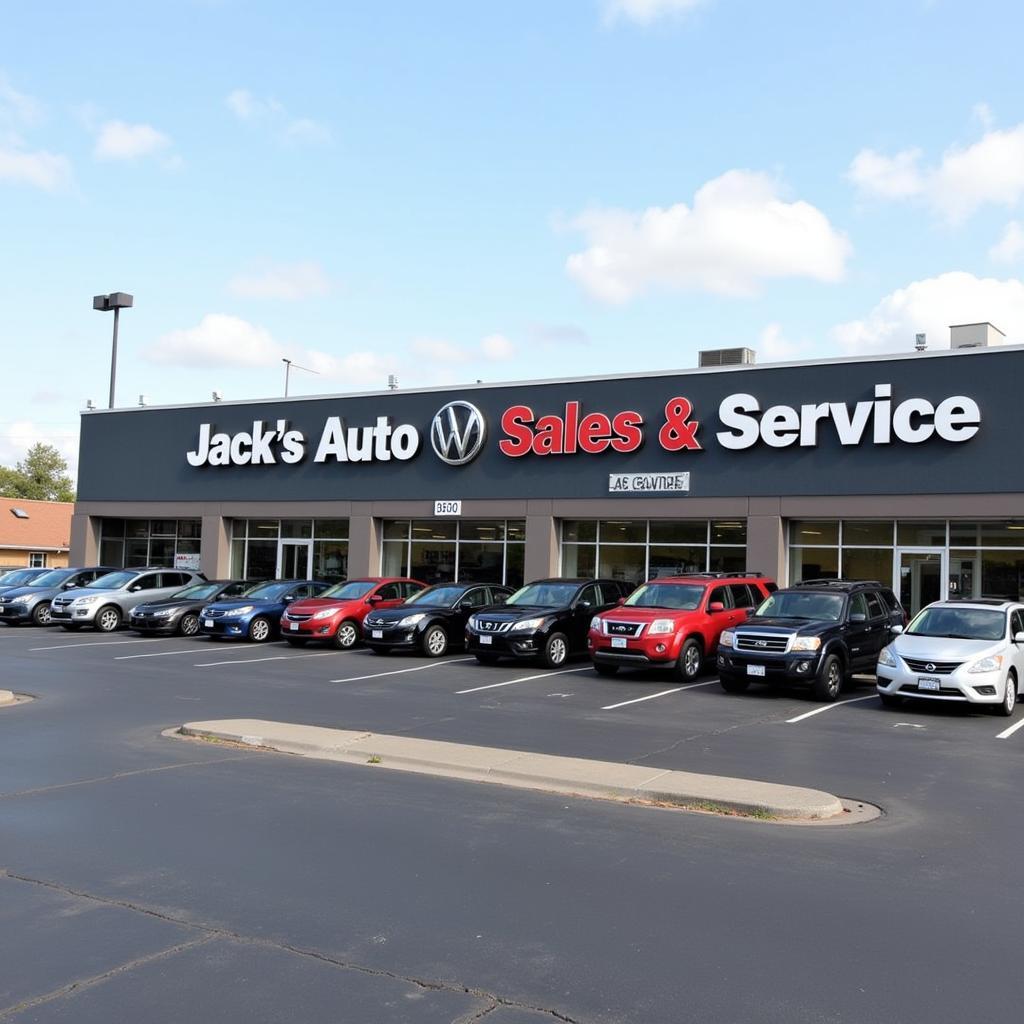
[198, 580, 330, 642]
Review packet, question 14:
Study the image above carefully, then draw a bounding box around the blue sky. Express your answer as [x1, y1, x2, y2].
[3, 0, 1024, 477]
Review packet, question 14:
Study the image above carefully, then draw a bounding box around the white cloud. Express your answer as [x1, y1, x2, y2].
[990, 222, 1024, 264]
[757, 323, 815, 362]
[0, 419, 79, 479]
[848, 124, 1024, 223]
[603, 0, 707, 24]
[94, 120, 172, 161]
[480, 333, 514, 360]
[228, 261, 333, 300]
[832, 271, 1024, 355]
[973, 102, 995, 130]
[302, 349, 398, 387]
[565, 170, 850, 302]
[412, 334, 517, 364]
[0, 74, 42, 130]
[226, 88, 331, 146]
[0, 144, 73, 190]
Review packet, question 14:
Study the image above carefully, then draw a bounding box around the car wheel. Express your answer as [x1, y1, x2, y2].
[333, 620, 359, 650]
[675, 638, 703, 681]
[179, 613, 200, 637]
[422, 625, 448, 658]
[475, 652, 500, 665]
[541, 632, 569, 668]
[719, 673, 750, 694]
[95, 605, 122, 633]
[812, 654, 843, 702]
[286, 637, 308, 647]
[879, 692, 903, 708]
[248, 617, 272, 642]
[31, 602, 52, 626]
[996, 671, 1017, 717]
[593, 662, 619, 677]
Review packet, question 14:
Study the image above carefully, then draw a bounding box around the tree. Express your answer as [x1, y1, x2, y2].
[0, 443, 76, 503]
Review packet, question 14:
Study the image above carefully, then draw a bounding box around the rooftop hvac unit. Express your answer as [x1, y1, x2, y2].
[698, 347, 756, 367]
[949, 323, 1005, 349]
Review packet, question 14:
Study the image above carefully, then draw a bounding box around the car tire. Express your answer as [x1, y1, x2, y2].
[422, 624, 448, 658]
[879, 692, 903, 709]
[541, 632, 569, 669]
[593, 662, 619, 677]
[474, 652, 500, 665]
[31, 602, 52, 626]
[995, 671, 1017, 717]
[179, 613, 200, 637]
[333, 620, 359, 650]
[675, 638, 703, 682]
[248, 616, 272, 643]
[95, 605, 122, 633]
[719, 673, 750, 694]
[812, 654, 843, 702]
[286, 637, 308, 647]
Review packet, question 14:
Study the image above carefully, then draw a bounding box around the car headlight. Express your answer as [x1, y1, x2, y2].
[510, 617, 546, 632]
[790, 637, 822, 652]
[74, 595, 100, 606]
[398, 613, 425, 627]
[9, 594, 32, 605]
[968, 654, 1003, 674]
[649, 619, 675, 635]
[467, 615, 479, 629]
[312, 609, 336, 621]
[154, 607, 176, 617]
[878, 645, 898, 668]
[224, 605, 254, 617]
[589, 616, 602, 631]
[719, 629, 735, 648]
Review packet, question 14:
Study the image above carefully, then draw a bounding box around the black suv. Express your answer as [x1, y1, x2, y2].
[464, 577, 632, 668]
[716, 579, 905, 702]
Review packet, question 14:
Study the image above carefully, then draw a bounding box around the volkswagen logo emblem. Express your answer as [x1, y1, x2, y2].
[431, 401, 486, 466]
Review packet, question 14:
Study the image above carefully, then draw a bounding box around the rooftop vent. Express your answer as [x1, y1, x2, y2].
[10, 508, 29, 519]
[698, 347, 756, 368]
[950, 323, 1005, 349]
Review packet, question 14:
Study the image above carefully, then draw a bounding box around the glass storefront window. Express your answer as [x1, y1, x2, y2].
[599, 520, 647, 544]
[381, 520, 525, 586]
[381, 541, 407, 578]
[842, 521, 893, 546]
[456, 542, 505, 582]
[561, 543, 596, 578]
[649, 520, 707, 544]
[710, 520, 748, 544]
[151, 519, 177, 536]
[313, 541, 348, 584]
[126, 519, 149, 538]
[228, 519, 351, 581]
[789, 520, 839, 546]
[950, 549, 1024, 601]
[709, 547, 747, 573]
[383, 521, 410, 541]
[841, 548, 891, 584]
[411, 520, 457, 542]
[460, 520, 505, 542]
[790, 547, 839, 581]
[896, 521, 946, 546]
[562, 520, 597, 543]
[648, 545, 707, 577]
[99, 518, 202, 569]
[245, 540, 278, 580]
[597, 544, 646, 586]
[411, 542, 457, 583]
[280, 519, 313, 539]
[949, 521, 1024, 547]
[314, 519, 349, 539]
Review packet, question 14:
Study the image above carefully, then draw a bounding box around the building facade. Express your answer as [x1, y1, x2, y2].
[1, 499, 73, 570]
[71, 346, 1024, 619]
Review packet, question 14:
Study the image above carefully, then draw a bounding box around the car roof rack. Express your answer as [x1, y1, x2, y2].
[672, 571, 765, 580]
[793, 578, 884, 588]
[945, 596, 1013, 605]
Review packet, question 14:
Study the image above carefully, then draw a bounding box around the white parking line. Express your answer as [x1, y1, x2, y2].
[785, 694, 879, 724]
[193, 650, 347, 668]
[455, 666, 591, 694]
[331, 657, 476, 684]
[996, 717, 1024, 740]
[115, 646, 260, 661]
[29, 637, 180, 652]
[601, 680, 718, 711]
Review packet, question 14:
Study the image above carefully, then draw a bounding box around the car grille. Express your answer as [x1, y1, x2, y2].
[903, 658, 962, 675]
[365, 616, 388, 627]
[735, 632, 790, 653]
[475, 619, 513, 633]
[52, 597, 73, 611]
[204, 609, 227, 618]
[602, 621, 644, 637]
[899, 682, 964, 696]
[286, 613, 312, 622]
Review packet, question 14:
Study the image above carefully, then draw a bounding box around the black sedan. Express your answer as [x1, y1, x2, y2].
[129, 580, 251, 636]
[363, 582, 514, 657]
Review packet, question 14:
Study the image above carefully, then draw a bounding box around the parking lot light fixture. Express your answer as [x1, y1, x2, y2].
[92, 292, 134, 409]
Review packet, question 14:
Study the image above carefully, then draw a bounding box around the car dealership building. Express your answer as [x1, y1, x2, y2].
[71, 336, 1024, 619]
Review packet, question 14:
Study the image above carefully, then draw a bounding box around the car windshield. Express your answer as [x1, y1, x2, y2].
[87, 571, 137, 589]
[755, 591, 845, 621]
[907, 606, 1006, 641]
[507, 582, 580, 606]
[0, 568, 46, 586]
[25, 569, 72, 588]
[407, 584, 465, 606]
[322, 581, 375, 600]
[624, 583, 704, 610]
[172, 583, 222, 600]
[243, 582, 291, 601]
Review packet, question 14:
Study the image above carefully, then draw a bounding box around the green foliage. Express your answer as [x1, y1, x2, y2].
[0, 443, 76, 503]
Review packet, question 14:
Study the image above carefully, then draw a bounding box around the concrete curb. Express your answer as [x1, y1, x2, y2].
[179, 719, 846, 821]
[0, 690, 15, 707]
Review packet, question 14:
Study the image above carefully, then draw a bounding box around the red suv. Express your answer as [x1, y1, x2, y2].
[588, 573, 776, 681]
[281, 577, 425, 649]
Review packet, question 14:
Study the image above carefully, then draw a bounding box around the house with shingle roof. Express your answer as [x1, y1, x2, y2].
[0, 499, 73, 570]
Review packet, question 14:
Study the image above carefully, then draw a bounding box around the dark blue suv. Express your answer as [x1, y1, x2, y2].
[198, 579, 330, 642]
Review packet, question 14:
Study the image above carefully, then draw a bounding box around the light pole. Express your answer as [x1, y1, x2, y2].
[93, 292, 134, 408]
[282, 357, 319, 397]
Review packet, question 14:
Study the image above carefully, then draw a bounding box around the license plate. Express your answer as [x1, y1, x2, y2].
[289, 622, 299, 631]
[746, 664, 766, 677]
[204, 619, 213, 628]
[918, 676, 941, 691]
[611, 636, 628, 649]
[372, 630, 383, 639]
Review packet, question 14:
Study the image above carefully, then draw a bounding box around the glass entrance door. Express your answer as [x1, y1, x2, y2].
[896, 548, 946, 619]
[278, 540, 312, 580]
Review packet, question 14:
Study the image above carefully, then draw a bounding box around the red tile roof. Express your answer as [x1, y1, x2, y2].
[0, 499, 73, 551]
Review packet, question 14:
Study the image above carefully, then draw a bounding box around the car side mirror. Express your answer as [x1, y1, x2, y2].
[708, 602, 725, 613]
[577, 600, 592, 610]
[850, 613, 866, 623]
[62, 581, 76, 589]
[128, 585, 141, 592]
[460, 599, 475, 609]
[283, 595, 295, 603]
[1014, 631, 1024, 644]
[890, 624, 904, 635]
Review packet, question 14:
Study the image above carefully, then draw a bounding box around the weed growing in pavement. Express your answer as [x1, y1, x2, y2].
[367, 755, 382, 764]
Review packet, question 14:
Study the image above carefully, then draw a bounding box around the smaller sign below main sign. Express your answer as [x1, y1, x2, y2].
[174, 552, 202, 571]
[434, 500, 462, 516]
[608, 472, 690, 494]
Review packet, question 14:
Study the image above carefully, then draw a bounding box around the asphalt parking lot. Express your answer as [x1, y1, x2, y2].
[3, 626, 1024, 1022]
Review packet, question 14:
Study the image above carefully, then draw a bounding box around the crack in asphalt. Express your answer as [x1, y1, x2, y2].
[626, 709, 795, 765]
[0, 869, 580, 1023]
[0, 754, 255, 801]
